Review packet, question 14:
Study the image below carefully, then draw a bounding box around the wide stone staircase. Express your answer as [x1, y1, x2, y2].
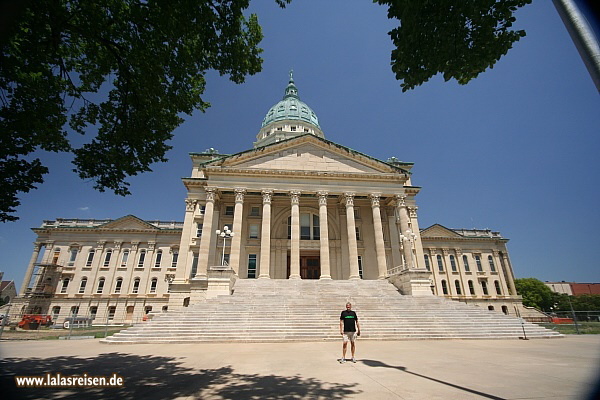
[102, 279, 562, 343]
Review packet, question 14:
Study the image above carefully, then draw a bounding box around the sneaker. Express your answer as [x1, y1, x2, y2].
[351, 358, 357, 363]
[338, 358, 346, 363]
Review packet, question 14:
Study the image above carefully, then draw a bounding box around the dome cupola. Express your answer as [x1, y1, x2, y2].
[255, 71, 324, 148]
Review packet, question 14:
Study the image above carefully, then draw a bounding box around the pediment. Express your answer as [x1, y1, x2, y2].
[217, 136, 394, 174]
[420, 224, 463, 238]
[98, 215, 158, 231]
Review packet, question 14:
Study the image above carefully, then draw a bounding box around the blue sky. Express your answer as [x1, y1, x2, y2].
[1, 1, 599, 288]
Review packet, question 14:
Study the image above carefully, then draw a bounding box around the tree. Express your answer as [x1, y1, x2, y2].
[0, 0, 290, 222]
[515, 278, 555, 311]
[375, 0, 533, 92]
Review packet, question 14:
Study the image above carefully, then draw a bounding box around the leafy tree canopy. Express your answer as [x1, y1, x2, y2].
[515, 278, 556, 311]
[375, 0, 532, 91]
[553, 293, 600, 312]
[0, 0, 289, 222]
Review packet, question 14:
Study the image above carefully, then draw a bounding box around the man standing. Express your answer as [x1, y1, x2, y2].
[339, 302, 360, 363]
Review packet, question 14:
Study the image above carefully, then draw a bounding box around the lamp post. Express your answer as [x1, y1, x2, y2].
[399, 229, 417, 269]
[215, 226, 234, 266]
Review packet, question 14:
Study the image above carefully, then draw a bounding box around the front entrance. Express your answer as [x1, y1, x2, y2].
[287, 255, 321, 279]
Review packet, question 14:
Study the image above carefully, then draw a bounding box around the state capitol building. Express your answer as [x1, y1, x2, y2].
[14, 74, 522, 325]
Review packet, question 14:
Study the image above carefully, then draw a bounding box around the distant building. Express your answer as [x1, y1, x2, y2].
[12, 74, 523, 325]
[0, 271, 17, 305]
[546, 282, 600, 296]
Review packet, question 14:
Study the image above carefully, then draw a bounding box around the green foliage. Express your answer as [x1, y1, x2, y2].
[553, 293, 600, 312]
[515, 278, 555, 312]
[375, 0, 532, 91]
[0, 0, 289, 222]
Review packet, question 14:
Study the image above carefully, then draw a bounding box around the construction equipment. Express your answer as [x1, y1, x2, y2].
[18, 314, 53, 330]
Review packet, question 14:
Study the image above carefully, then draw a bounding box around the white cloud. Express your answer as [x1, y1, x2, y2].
[78, 207, 90, 211]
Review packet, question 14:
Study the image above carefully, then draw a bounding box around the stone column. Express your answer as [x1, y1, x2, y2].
[370, 194, 388, 279]
[501, 252, 518, 295]
[174, 199, 197, 282]
[289, 190, 301, 279]
[396, 195, 414, 269]
[196, 188, 218, 280]
[492, 250, 510, 295]
[387, 206, 402, 269]
[228, 188, 246, 275]
[344, 193, 360, 280]
[317, 191, 332, 279]
[259, 190, 273, 279]
[20, 242, 43, 295]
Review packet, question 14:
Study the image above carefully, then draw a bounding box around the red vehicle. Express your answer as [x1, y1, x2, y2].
[18, 315, 53, 330]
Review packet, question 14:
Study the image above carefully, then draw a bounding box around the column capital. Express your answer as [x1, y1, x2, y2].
[33, 242, 43, 251]
[262, 189, 273, 204]
[317, 191, 329, 205]
[454, 248, 463, 256]
[185, 198, 198, 212]
[442, 248, 450, 256]
[205, 187, 219, 202]
[343, 192, 355, 207]
[290, 190, 301, 204]
[131, 241, 139, 251]
[492, 250, 500, 257]
[395, 194, 407, 206]
[369, 193, 381, 207]
[96, 241, 106, 249]
[408, 206, 418, 218]
[114, 241, 123, 250]
[234, 188, 246, 203]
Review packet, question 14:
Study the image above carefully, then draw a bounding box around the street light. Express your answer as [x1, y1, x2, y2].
[215, 226, 234, 266]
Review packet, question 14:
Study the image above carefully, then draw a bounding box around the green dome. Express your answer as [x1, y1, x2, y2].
[261, 72, 320, 129]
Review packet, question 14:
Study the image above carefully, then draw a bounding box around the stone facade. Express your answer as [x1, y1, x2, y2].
[12, 75, 522, 325]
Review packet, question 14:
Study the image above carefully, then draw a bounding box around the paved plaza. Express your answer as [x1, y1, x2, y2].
[1, 336, 599, 399]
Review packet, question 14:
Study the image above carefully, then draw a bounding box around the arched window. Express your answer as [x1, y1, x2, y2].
[463, 255, 470, 272]
[437, 255, 444, 272]
[481, 280, 489, 295]
[501, 306, 509, 315]
[114, 278, 123, 293]
[138, 250, 146, 268]
[96, 277, 105, 293]
[52, 248, 61, 264]
[494, 280, 502, 295]
[475, 255, 483, 272]
[51, 306, 61, 321]
[288, 213, 320, 240]
[171, 250, 179, 268]
[132, 278, 141, 294]
[154, 250, 163, 268]
[103, 249, 112, 267]
[70, 306, 79, 317]
[60, 278, 70, 293]
[441, 280, 448, 295]
[78, 277, 87, 294]
[454, 280, 462, 295]
[150, 278, 158, 293]
[450, 255, 457, 272]
[468, 280, 475, 295]
[488, 255, 496, 272]
[86, 249, 95, 267]
[424, 254, 431, 271]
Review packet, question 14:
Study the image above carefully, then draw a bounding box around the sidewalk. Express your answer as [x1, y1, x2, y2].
[1, 336, 599, 399]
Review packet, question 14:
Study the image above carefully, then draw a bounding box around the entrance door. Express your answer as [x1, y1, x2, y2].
[301, 256, 320, 279]
[287, 255, 321, 279]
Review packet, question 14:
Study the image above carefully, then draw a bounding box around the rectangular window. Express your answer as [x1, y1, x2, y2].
[223, 253, 230, 265]
[68, 249, 78, 266]
[132, 279, 140, 294]
[312, 214, 320, 240]
[300, 213, 311, 240]
[108, 306, 116, 321]
[437, 255, 444, 272]
[200, 205, 206, 215]
[353, 208, 360, 219]
[150, 279, 158, 293]
[190, 253, 199, 278]
[355, 227, 361, 241]
[249, 224, 259, 239]
[463, 255, 470, 272]
[250, 206, 260, 217]
[60, 279, 69, 293]
[196, 223, 203, 237]
[171, 251, 179, 268]
[225, 206, 234, 216]
[89, 306, 97, 320]
[70, 306, 79, 317]
[247, 254, 257, 279]
[358, 256, 363, 279]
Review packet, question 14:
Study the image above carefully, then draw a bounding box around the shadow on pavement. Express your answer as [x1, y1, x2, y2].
[360, 359, 505, 400]
[0, 353, 361, 399]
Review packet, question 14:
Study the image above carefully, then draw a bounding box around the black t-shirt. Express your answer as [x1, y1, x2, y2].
[340, 310, 358, 332]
